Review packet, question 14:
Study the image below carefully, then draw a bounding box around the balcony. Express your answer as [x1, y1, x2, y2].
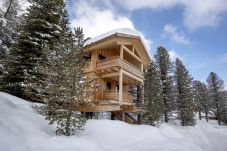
[96, 90, 134, 105]
[96, 56, 143, 79]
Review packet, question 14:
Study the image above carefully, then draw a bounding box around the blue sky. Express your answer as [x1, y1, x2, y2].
[67, 0, 227, 89]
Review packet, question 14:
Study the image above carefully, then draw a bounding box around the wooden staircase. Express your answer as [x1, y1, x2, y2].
[112, 112, 138, 124]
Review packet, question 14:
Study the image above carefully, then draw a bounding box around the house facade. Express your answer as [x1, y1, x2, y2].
[76, 28, 151, 117]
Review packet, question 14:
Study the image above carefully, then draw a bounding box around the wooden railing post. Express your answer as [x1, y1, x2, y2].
[119, 68, 123, 106]
[115, 87, 118, 101]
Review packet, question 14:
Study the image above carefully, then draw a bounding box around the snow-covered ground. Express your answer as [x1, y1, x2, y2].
[0, 92, 227, 151]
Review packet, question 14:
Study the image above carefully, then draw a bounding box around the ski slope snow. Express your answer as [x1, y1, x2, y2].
[0, 92, 227, 151]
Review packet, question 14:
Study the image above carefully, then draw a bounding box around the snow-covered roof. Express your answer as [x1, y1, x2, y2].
[86, 28, 151, 59]
[86, 28, 140, 45]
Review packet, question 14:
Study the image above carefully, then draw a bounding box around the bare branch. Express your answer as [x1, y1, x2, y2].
[4, 0, 14, 18]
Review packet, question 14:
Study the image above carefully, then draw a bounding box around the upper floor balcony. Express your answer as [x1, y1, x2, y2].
[96, 56, 143, 79]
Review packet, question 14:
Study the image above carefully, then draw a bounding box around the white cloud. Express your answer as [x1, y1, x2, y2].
[70, 0, 134, 38]
[116, 0, 227, 31]
[70, 0, 152, 51]
[168, 50, 182, 61]
[183, 0, 227, 31]
[220, 53, 227, 63]
[193, 64, 205, 69]
[117, 0, 183, 10]
[162, 24, 190, 44]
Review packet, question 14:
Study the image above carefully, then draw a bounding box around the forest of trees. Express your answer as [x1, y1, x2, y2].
[143, 47, 227, 126]
[0, 0, 96, 136]
[0, 0, 227, 136]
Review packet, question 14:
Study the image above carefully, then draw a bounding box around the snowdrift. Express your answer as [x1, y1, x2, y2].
[0, 92, 227, 151]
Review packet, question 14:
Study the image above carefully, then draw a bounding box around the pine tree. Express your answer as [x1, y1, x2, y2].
[175, 58, 195, 126]
[207, 72, 226, 125]
[193, 80, 209, 122]
[222, 90, 227, 124]
[155, 46, 174, 122]
[1, 0, 70, 101]
[220, 91, 227, 124]
[142, 61, 163, 125]
[0, 0, 20, 57]
[36, 28, 96, 136]
[0, 0, 21, 79]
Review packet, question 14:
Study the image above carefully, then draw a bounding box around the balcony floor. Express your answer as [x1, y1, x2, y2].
[74, 101, 139, 112]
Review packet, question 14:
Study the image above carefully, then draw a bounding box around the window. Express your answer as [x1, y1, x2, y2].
[116, 85, 119, 91]
[98, 54, 106, 60]
[84, 53, 91, 60]
[106, 82, 111, 90]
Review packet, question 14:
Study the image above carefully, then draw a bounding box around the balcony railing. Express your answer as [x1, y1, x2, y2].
[96, 90, 133, 103]
[96, 56, 143, 79]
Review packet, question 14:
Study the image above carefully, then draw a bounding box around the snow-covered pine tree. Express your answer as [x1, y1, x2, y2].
[155, 46, 174, 122]
[207, 72, 226, 125]
[142, 61, 163, 125]
[0, 0, 21, 80]
[193, 80, 210, 122]
[222, 90, 227, 124]
[220, 91, 227, 124]
[37, 27, 97, 136]
[1, 0, 69, 101]
[128, 85, 142, 107]
[175, 58, 195, 126]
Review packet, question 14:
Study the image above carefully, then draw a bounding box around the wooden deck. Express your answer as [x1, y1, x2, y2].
[96, 90, 133, 104]
[84, 56, 143, 79]
[74, 102, 140, 112]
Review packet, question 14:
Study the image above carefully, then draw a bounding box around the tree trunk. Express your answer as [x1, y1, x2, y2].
[65, 105, 72, 136]
[4, 0, 13, 18]
[137, 112, 141, 125]
[198, 107, 202, 120]
[215, 98, 221, 125]
[212, 74, 221, 125]
[65, 73, 76, 135]
[111, 112, 115, 120]
[217, 108, 221, 125]
[164, 99, 168, 122]
[205, 105, 208, 122]
[162, 77, 168, 123]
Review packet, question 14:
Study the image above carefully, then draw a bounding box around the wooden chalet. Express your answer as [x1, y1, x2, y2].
[76, 28, 151, 122]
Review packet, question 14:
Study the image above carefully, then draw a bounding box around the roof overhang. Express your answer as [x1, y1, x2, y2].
[85, 28, 152, 65]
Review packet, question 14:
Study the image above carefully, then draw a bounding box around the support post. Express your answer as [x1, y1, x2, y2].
[132, 45, 135, 53]
[122, 113, 125, 121]
[141, 63, 143, 72]
[120, 44, 123, 59]
[115, 86, 118, 101]
[119, 68, 123, 106]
